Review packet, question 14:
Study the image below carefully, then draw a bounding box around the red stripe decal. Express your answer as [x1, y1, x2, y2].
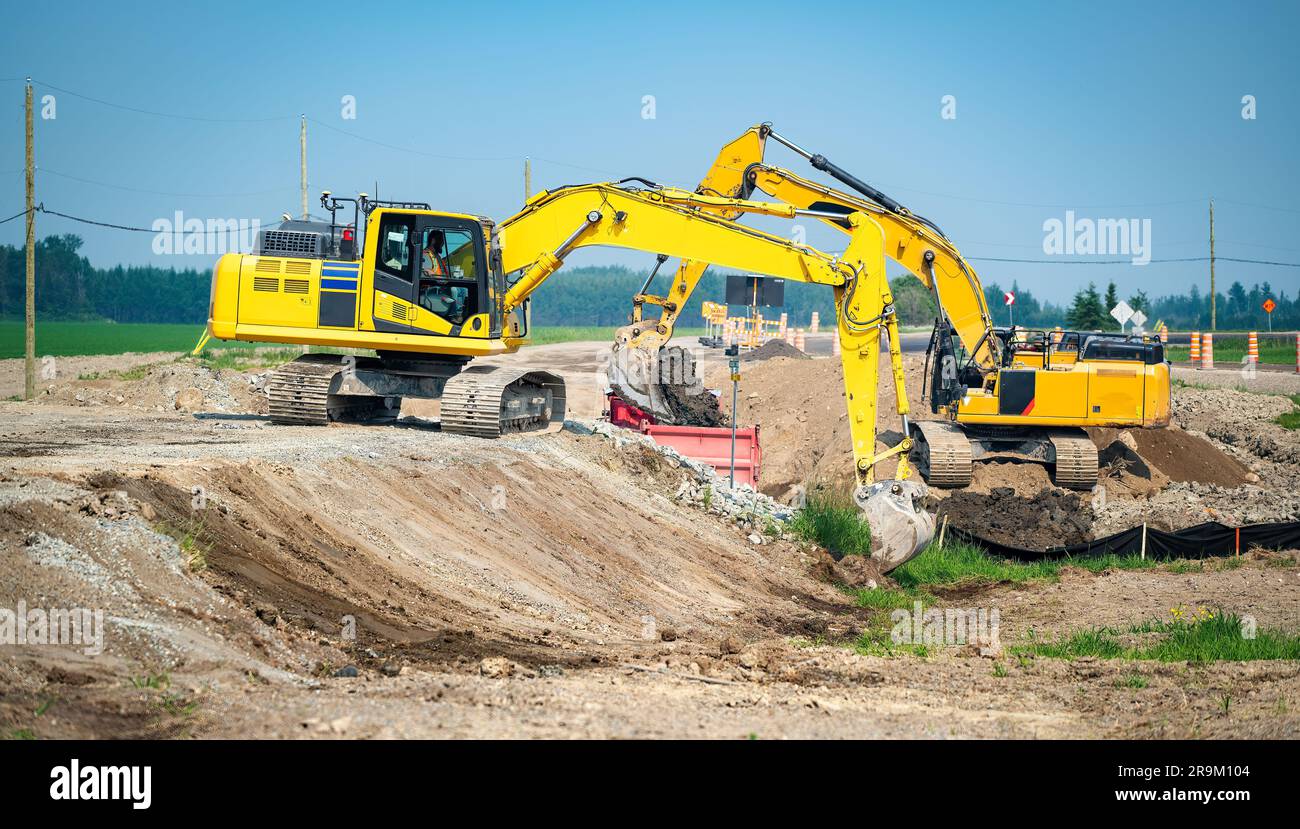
[1021, 398, 1036, 416]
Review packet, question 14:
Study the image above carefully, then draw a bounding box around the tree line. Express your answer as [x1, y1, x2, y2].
[2, 234, 1296, 332]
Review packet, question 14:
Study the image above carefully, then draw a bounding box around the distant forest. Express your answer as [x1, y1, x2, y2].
[2, 234, 1296, 332]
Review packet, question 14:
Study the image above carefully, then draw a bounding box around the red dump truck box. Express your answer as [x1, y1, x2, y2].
[605, 393, 761, 487]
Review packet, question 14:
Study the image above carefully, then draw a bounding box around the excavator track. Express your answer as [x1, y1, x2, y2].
[910, 420, 973, 488]
[1048, 429, 1099, 490]
[267, 355, 390, 425]
[439, 365, 566, 438]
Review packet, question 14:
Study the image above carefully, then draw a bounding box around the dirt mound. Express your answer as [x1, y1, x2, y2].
[33, 359, 269, 416]
[1088, 426, 1250, 488]
[937, 488, 1094, 549]
[742, 340, 811, 362]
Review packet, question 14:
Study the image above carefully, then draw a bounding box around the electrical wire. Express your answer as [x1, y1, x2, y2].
[36, 168, 297, 199]
[36, 205, 283, 235]
[31, 79, 295, 123]
[0, 207, 34, 225]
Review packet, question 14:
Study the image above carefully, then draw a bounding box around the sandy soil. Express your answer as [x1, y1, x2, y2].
[1, 343, 1297, 739]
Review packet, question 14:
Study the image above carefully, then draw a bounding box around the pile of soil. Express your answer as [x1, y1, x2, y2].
[742, 340, 811, 362]
[937, 487, 1094, 549]
[1088, 426, 1250, 488]
[33, 360, 270, 416]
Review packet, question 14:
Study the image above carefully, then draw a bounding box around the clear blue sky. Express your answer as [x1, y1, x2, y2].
[2, 0, 1297, 304]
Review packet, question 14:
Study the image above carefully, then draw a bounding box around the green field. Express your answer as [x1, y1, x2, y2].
[1167, 339, 1294, 365]
[0, 321, 707, 359]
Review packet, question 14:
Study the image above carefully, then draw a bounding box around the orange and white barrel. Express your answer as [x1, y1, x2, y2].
[795, 328, 806, 352]
[1050, 326, 1063, 345]
[1190, 330, 1201, 366]
[810, 312, 820, 334]
[1201, 332, 1214, 370]
[832, 333, 841, 357]
[1247, 331, 1259, 364]
[1159, 324, 1168, 344]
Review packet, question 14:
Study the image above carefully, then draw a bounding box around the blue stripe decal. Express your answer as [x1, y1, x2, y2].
[324, 260, 359, 268]
[321, 279, 359, 291]
[322, 268, 360, 277]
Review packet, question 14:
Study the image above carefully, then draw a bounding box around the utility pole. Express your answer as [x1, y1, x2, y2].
[523, 157, 531, 204]
[1209, 197, 1216, 331]
[299, 115, 308, 220]
[24, 78, 35, 401]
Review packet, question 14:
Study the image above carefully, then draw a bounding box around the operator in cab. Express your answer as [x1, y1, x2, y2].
[417, 230, 465, 323]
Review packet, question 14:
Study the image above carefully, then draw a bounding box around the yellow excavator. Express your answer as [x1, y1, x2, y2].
[616, 123, 1172, 497]
[202, 174, 935, 564]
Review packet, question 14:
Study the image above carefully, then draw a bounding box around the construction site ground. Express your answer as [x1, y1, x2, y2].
[2, 339, 1298, 739]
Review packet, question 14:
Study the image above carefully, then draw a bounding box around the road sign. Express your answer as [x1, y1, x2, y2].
[1110, 300, 1134, 331]
[1263, 298, 1276, 314]
[1130, 309, 1147, 333]
[1003, 291, 1016, 306]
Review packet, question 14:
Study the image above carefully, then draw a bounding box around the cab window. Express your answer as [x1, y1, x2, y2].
[377, 218, 413, 280]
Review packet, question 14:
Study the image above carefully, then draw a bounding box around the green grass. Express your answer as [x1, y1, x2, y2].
[890, 541, 1158, 590]
[1016, 613, 1300, 662]
[0, 321, 260, 359]
[0, 320, 708, 359]
[1166, 340, 1293, 365]
[1277, 394, 1300, 430]
[788, 492, 873, 558]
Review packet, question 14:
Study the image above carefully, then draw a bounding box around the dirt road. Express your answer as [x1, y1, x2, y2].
[1, 345, 1298, 739]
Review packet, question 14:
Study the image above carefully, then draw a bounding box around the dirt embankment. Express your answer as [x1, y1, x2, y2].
[711, 352, 1300, 541]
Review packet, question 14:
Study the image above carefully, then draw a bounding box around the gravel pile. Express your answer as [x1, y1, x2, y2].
[564, 418, 795, 529]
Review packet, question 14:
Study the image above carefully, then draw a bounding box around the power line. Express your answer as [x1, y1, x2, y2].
[37, 167, 297, 198]
[0, 206, 33, 225]
[305, 117, 519, 162]
[36, 205, 282, 235]
[31, 79, 295, 124]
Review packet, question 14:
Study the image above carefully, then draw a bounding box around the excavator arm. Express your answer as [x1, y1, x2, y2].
[625, 124, 1002, 377]
[493, 179, 934, 567]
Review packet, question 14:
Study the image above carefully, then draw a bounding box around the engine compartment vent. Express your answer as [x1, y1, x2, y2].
[284, 279, 310, 295]
[253, 277, 280, 293]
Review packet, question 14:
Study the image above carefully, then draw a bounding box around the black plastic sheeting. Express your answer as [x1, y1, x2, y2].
[946, 521, 1300, 562]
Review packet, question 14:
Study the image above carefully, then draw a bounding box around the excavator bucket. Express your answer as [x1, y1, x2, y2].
[855, 480, 935, 572]
[607, 328, 722, 426]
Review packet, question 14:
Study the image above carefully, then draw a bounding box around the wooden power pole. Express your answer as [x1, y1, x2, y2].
[1209, 197, 1216, 331]
[524, 157, 531, 204]
[299, 115, 308, 220]
[24, 78, 35, 401]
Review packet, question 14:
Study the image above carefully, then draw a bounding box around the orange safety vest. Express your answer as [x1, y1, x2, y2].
[423, 248, 446, 276]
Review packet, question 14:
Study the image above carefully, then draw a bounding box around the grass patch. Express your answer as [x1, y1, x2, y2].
[1277, 394, 1300, 430]
[1015, 612, 1300, 663]
[154, 518, 211, 572]
[788, 492, 872, 558]
[3, 728, 36, 740]
[1115, 673, 1149, 689]
[890, 541, 1158, 590]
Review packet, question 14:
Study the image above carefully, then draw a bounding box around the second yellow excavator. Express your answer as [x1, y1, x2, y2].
[615, 124, 1172, 493]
